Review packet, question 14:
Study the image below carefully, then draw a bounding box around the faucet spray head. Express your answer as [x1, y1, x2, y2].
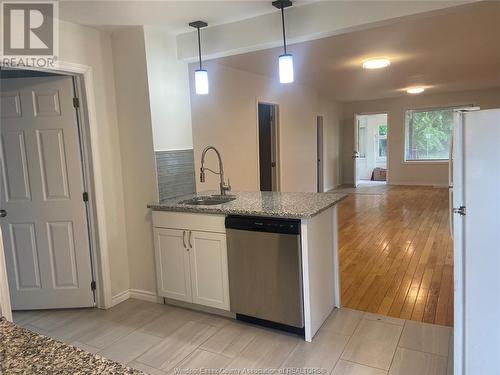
[200, 168, 206, 183]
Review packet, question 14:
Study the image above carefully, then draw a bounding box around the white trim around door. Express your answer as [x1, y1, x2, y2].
[0, 61, 113, 313]
[0, 230, 12, 321]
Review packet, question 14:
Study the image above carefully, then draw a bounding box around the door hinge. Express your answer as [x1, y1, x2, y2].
[73, 97, 80, 108]
[91, 280, 96, 291]
[83, 192, 89, 202]
[453, 206, 466, 216]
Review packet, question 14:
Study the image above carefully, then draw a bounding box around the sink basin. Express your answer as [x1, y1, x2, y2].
[179, 195, 236, 206]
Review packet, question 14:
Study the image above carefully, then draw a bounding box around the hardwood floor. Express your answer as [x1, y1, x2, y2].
[337, 184, 453, 327]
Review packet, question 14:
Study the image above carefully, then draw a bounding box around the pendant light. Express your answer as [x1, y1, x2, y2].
[273, 0, 293, 83]
[189, 20, 209, 95]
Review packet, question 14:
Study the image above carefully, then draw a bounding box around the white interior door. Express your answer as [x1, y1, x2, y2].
[353, 116, 360, 187]
[0, 76, 94, 310]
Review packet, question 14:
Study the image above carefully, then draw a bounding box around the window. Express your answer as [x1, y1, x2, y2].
[405, 108, 455, 161]
[378, 124, 387, 159]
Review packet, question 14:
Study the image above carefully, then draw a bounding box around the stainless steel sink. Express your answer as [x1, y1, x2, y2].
[179, 195, 236, 206]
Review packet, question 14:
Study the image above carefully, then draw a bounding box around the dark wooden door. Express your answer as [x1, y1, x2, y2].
[258, 104, 273, 191]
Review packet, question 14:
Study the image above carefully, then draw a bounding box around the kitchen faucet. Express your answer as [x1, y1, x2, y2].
[200, 146, 231, 196]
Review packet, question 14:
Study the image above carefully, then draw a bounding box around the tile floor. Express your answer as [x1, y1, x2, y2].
[12, 299, 453, 375]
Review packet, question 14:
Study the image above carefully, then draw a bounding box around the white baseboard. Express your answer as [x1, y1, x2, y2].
[111, 289, 130, 307]
[129, 289, 160, 303]
[110, 291, 233, 318]
[111, 289, 160, 307]
[388, 181, 449, 188]
[324, 183, 342, 192]
[163, 297, 235, 319]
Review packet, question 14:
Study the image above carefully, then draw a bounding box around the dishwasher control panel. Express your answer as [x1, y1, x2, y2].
[225, 215, 300, 235]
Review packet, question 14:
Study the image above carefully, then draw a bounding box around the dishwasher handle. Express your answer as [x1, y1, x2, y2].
[225, 215, 300, 235]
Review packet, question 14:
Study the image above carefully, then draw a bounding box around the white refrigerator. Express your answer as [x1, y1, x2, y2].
[452, 108, 500, 375]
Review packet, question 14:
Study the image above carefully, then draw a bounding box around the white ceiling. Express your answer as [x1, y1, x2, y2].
[212, 1, 500, 101]
[59, 0, 314, 33]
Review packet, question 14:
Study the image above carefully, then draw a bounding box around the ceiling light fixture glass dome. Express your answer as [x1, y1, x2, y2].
[362, 58, 391, 69]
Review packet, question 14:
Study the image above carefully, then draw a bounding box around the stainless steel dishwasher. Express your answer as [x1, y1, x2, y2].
[225, 215, 304, 335]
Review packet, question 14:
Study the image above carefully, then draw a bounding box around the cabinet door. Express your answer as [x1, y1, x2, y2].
[188, 231, 230, 310]
[153, 228, 192, 302]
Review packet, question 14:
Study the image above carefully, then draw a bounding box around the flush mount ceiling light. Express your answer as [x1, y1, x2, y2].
[189, 20, 209, 95]
[362, 58, 391, 70]
[273, 0, 294, 84]
[407, 87, 426, 94]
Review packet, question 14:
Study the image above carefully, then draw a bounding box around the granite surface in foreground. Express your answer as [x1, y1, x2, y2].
[0, 319, 144, 375]
[148, 191, 348, 219]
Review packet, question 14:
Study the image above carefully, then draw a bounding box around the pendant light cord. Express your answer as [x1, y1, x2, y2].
[281, 5, 287, 54]
[197, 26, 202, 70]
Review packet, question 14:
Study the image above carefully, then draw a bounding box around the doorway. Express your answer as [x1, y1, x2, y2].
[353, 113, 388, 187]
[0, 72, 95, 310]
[317, 116, 324, 192]
[257, 103, 279, 192]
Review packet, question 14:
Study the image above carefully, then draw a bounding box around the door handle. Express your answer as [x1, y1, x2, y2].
[188, 231, 193, 248]
[182, 230, 187, 248]
[0, 210, 6, 218]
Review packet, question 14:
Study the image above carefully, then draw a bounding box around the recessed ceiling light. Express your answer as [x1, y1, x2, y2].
[362, 58, 391, 69]
[407, 87, 425, 94]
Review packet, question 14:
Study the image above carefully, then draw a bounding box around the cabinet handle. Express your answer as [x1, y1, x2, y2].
[188, 231, 193, 248]
[182, 230, 187, 248]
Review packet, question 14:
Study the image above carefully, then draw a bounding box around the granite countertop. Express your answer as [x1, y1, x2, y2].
[148, 191, 348, 219]
[0, 319, 145, 375]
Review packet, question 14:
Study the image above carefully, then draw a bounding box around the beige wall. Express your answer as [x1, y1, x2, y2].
[111, 27, 158, 295]
[190, 62, 341, 193]
[59, 21, 130, 297]
[143, 27, 193, 151]
[341, 87, 500, 186]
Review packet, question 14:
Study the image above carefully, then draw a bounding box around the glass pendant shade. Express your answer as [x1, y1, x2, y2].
[195, 69, 209, 95]
[279, 54, 294, 83]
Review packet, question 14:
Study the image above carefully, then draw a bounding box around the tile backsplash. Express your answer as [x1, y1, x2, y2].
[156, 150, 196, 201]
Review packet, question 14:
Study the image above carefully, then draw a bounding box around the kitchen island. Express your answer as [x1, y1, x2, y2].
[148, 191, 347, 342]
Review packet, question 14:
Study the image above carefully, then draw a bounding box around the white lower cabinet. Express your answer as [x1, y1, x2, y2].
[153, 225, 230, 311]
[189, 231, 229, 310]
[153, 228, 192, 303]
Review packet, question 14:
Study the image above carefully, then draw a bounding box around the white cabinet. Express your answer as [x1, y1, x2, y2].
[189, 231, 229, 310]
[153, 212, 230, 311]
[153, 228, 192, 303]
